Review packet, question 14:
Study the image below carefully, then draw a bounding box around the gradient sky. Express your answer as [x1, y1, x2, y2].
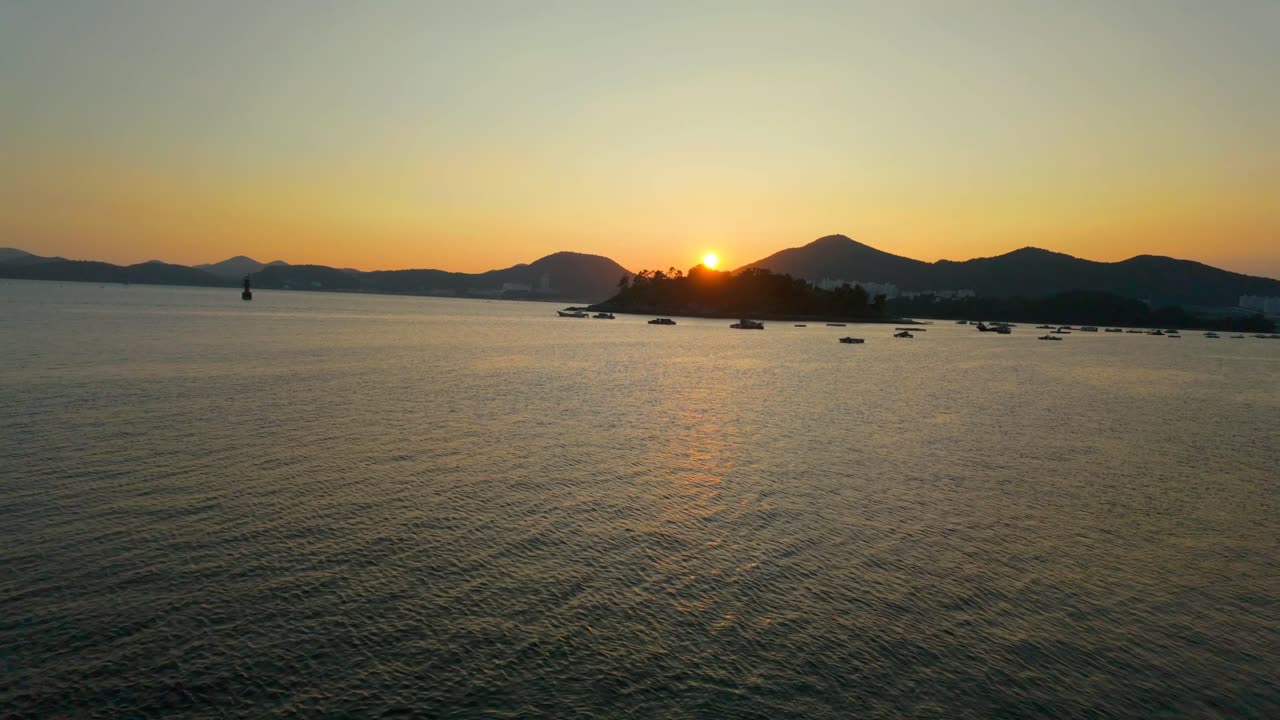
[2, 1, 1277, 277]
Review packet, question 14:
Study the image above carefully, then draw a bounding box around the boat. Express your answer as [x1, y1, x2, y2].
[241, 275, 253, 301]
[794, 324, 807, 327]
[1038, 334, 1063, 341]
[592, 312, 615, 319]
[730, 319, 764, 330]
[1231, 335, 1245, 339]
[956, 320, 970, 325]
[1036, 325, 1055, 329]
[557, 309, 587, 318]
[1147, 330, 1165, 336]
[1165, 329, 1180, 334]
[1058, 326, 1074, 331]
[1125, 329, 1144, 334]
[1204, 332, 1219, 338]
[1105, 328, 1123, 333]
[648, 318, 677, 325]
[995, 325, 1011, 335]
[1051, 329, 1071, 334]
[896, 327, 925, 332]
[1080, 326, 1099, 332]
[894, 330, 913, 338]
[826, 323, 847, 327]
[839, 337, 864, 344]
[976, 322, 996, 332]
[1168, 334, 1182, 338]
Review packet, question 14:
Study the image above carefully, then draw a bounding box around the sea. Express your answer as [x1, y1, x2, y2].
[1, 280, 1276, 719]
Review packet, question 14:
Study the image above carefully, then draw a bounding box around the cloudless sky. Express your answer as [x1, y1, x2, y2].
[2, 0, 1277, 276]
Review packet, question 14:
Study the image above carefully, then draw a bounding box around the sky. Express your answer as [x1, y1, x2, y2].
[2, 0, 1277, 277]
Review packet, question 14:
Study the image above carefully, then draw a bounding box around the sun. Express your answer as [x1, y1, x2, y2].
[702, 253, 719, 269]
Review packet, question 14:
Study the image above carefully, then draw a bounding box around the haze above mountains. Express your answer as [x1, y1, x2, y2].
[2, 236, 1278, 307]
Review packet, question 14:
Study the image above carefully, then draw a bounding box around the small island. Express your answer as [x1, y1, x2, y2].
[589, 264, 909, 323]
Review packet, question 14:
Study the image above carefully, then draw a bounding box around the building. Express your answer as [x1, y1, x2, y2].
[1240, 295, 1280, 316]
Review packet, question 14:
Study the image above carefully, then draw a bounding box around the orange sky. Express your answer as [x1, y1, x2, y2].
[2, 2, 1277, 278]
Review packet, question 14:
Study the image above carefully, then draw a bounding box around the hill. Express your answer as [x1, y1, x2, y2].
[195, 256, 289, 280]
[0, 247, 64, 266]
[0, 260, 226, 286]
[741, 235, 1280, 306]
[1, 249, 632, 302]
[358, 251, 631, 301]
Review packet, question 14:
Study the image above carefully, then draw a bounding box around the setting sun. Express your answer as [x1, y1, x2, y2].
[702, 253, 719, 269]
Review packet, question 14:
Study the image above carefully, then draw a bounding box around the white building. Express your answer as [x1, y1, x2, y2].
[1240, 295, 1280, 316]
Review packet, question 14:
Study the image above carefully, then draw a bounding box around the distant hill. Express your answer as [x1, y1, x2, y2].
[0, 247, 64, 266]
[1, 248, 632, 302]
[359, 251, 631, 301]
[741, 235, 1280, 306]
[0, 260, 226, 286]
[195, 255, 289, 280]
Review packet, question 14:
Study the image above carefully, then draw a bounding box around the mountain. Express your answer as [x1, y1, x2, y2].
[195, 255, 289, 280]
[739, 235, 934, 288]
[741, 235, 1280, 307]
[0, 247, 64, 266]
[357, 251, 631, 301]
[0, 260, 225, 286]
[0, 249, 632, 302]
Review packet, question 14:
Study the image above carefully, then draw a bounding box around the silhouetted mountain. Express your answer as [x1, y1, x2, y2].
[252, 264, 362, 291]
[740, 235, 934, 287]
[0, 247, 64, 265]
[742, 235, 1280, 306]
[0, 260, 225, 286]
[361, 251, 631, 301]
[0, 249, 630, 300]
[195, 255, 289, 279]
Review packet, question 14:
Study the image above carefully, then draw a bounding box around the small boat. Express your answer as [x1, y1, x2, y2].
[557, 309, 587, 318]
[1105, 328, 1123, 333]
[1038, 334, 1063, 341]
[976, 322, 996, 332]
[1036, 325, 1055, 329]
[1168, 334, 1182, 338]
[1125, 329, 1144, 334]
[1165, 329, 1180, 334]
[592, 312, 615, 319]
[838, 337, 864, 344]
[1148, 330, 1165, 336]
[1231, 335, 1245, 339]
[826, 323, 847, 327]
[730, 319, 764, 330]
[956, 320, 970, 325]
[794, 324, 807, 327]
[1080, 326, 1099, 332]
[648, 317, 677, 325]
[896, 327, 925, 332]
[1058, 326, 1074, 331]
[1051, 329, 1071, 334]
[995, 325, 1011, 335]
[894, 330, 913, 338]
[1204, 332, 1219, 338]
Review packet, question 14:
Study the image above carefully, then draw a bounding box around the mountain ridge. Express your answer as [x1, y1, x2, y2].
[739, 235, 1280, 307]
[3, 237, 1277, 307]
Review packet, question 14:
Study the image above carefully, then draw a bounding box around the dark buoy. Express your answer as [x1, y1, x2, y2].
[242, 274, 253, 301]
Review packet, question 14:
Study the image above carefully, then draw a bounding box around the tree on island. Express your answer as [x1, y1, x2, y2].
[594, 264, 887, 320]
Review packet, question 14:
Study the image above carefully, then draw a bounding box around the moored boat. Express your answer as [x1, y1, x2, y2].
[730, 319, 764, 330]
[557, 309, 588, 318]
[592, 312, 615, 319]
[1038, 334, 1063, 341]
[648, 317, 677, 325]
[838, 337, 864, 344]
[894, 330, 913, 338]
